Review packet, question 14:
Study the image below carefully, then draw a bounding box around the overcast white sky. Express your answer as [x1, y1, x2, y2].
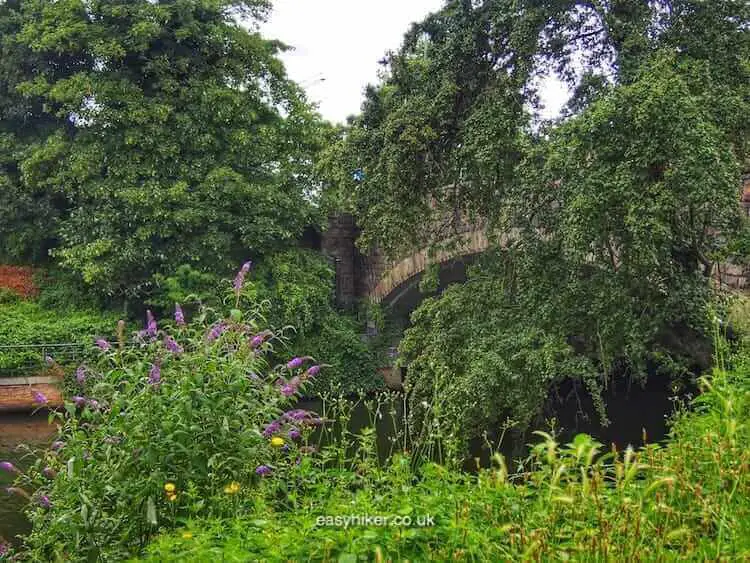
[261, 1, 569, 124]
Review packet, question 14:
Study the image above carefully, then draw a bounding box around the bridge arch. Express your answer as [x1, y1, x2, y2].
[368, 229, 514, 305]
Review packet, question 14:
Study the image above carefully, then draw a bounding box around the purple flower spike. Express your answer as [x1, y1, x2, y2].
[72, 396, 87, 408]
[164, 336, 183, 355]
[283, 409, 309, 422]
[146, 310, 157, 337]
[0, 461, 20, 475]
[286, 357, 304, 370]
[250, 334, 265, 348]
[262, 420, 282, 438]
[37, 495, 52, 509]
[148, 362, 161, 385]
[0, 540, 9, 556]
[288, 428, 301, 441]
[233, 261, 252, 294]
[174, 303, 186, 326]
[33, 391, 48, 406]
[76, 366, 86, 385]
[207, 322, 227, 342]
[280, 384, 297, 397]
[255, 465, 272, 476]
[306, 365, 321, 378]
[42, 467, 57, 479]
[50, 441, 65, 452]
[95, 339, 110, 351]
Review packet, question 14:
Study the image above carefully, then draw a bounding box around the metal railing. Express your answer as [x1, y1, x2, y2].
[0, 343, 89, 378]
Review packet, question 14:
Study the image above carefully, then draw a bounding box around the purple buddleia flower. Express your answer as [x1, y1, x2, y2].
[33, 391, 48, 406]
[206, 322, 227, 342]
[50, 441, 65, 452]
[280, 384, 297, 397]
[146, 310, 157, 337]
[42, 467, 56, 479]
[0, 461, 19, 475]
[305, 365, 321, 378]
[164, 336, 183, 355]
[288, 428, 301, 441]
[262, 420, 282, 438]
[76, 365, 86, 385]
[250, 331, 271, 349]
[0, 540, 9, 556]
[233, 261, 252, 294]
[286, 357, 304, 370]
[283, 409, 309, 422]
[72, 396, 87, 408]
[174, 303, 186, 326]
[37, 495, 52, 509]
[255, 465, 272, 476]
[148, 362, 161, 385]
[87, 399, 100, 411]
[95, 339, 110, 351]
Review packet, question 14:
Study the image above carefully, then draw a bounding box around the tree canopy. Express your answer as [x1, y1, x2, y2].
[327, 0, 750, 440]
[0, 0, 325, 296]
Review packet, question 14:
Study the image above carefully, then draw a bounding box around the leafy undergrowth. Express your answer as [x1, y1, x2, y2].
[0, 298, 118, 375]
[140, 362, 750, 562]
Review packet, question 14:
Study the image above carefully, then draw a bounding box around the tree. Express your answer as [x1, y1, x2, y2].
[335, 0, 749, 443]
[1, 0, 325, 296]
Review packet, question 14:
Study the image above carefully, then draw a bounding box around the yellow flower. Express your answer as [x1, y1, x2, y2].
[182, 532, 193, 540]
[224, 481, 241, 495]
[164, 482, 176, 494]
[167, 493, 178, 502]
[270, 436, 285, 448]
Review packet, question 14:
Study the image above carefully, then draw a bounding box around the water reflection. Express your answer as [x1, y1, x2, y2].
[0, 412, 57, 547]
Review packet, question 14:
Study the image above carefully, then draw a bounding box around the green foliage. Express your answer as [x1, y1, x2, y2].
[146, 265, 222, 312]
[143, 251, 382, 395]
[400, 258, 598, 448]
[254, 249, 336, 334]
[253, 250, 380, 395]
[326, 0, 749, 443]
[13, 274, 324, 561]
[34, 268, 106, 311]
[140, 357, 750, 562]
[0, 300, 118, 373]
[0, 0, 326, 295]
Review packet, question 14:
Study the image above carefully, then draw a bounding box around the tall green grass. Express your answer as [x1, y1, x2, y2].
[140, 352, 750, 561]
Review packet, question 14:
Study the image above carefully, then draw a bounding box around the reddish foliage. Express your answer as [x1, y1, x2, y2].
[0, 265, 38, 299]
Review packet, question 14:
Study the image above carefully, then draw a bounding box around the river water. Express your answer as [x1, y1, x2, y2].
[0, 412, 57, 547]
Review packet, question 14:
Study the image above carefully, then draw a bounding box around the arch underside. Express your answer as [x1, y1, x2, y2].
[369, 229, 493, 305]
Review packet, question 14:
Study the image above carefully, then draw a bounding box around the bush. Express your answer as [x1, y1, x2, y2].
[0, 301, 119, 375]
[8, 267, 328, 561]
[148, 251, 383, 395]
[140, 359, 750, 562]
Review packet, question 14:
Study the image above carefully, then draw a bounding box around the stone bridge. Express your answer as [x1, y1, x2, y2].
[321, 214, 493, 309]
[322, 174, 750, 311]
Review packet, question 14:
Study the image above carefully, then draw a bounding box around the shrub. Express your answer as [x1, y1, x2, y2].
[140, 360, 750, 561]
[8, 265, 327, 561]
[145, 252, 383, 394]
